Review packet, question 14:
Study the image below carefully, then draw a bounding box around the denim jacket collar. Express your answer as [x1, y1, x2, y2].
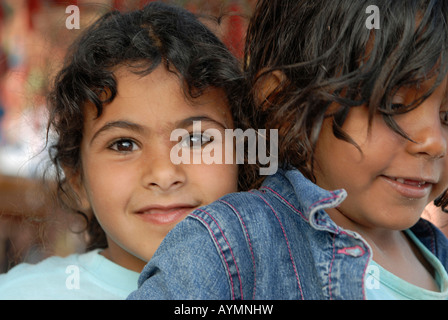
[264, 168, 348, 234]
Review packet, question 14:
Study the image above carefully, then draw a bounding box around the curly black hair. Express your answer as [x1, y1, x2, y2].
[46, 2, 250, 250]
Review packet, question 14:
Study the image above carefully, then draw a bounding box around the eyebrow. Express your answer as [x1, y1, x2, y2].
[175, 116, 229, 130]
[90, 120, 145, 146]
[89, 116, 229, 145]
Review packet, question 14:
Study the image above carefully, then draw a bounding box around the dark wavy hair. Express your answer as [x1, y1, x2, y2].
[46, 2, 250, 250]
[244, 0, 448, 207]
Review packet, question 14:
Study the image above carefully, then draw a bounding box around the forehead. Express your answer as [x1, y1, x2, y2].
[83, 65, 233, 132]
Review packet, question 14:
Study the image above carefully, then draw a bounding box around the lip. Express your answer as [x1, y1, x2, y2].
[135, 204, 198, 225]
[381, 175, 434, 199]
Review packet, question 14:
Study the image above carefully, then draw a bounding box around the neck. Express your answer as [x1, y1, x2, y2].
[100, 241, 146, 273]
[325, 207, 412, 261]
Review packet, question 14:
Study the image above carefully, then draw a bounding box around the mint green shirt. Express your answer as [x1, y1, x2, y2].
[365, 230, 448, 300]
[0, 249, 139, 300]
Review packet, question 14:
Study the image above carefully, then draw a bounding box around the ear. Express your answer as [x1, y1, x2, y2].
[64, 167, 91, 214]
[254, 69, 287, 108]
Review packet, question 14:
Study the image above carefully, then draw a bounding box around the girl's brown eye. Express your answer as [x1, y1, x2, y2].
[109, 139, 138, 152]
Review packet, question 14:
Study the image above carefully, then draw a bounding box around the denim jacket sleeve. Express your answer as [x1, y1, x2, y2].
[127, 198, 256, 300]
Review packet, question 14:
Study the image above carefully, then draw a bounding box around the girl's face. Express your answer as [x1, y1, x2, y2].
[314, 76, 448, 234]
[76, 66, 238, 272]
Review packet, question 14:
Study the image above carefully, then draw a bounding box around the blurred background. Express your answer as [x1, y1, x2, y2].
[0, 0, 254, 273]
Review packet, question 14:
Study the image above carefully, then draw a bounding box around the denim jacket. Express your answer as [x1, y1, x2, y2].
[128, 169, 448, 300]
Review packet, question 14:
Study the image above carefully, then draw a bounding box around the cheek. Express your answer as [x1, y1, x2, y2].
[82, 159, 135, 214]
[189, 163, 239, 202]
[313, 124, 362, 189]
[314, 113, 401, 190]
[214, 163, 239, 193]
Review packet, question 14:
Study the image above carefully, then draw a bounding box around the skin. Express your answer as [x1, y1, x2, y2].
[313, 76, 448, 291]
[72, 65, 238, 272]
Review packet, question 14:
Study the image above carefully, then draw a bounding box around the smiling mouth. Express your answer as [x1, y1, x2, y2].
[135, 204, 198, 225]
[382, 175, 434, 199]
[389, 177, 429, 188]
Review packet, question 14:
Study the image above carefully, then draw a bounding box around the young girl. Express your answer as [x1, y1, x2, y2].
[0, 2, 249, 299]
[129, 0, 448, 300]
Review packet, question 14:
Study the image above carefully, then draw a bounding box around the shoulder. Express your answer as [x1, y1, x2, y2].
[0, 250, 138, 299]
[0, 252, 81, 279]
[0, 253, 82, 299]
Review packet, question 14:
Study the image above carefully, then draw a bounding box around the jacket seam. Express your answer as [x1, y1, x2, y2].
[190, 213, 237, 300]
[219, 199, 257, 299]
[196, 209, 244, 300]
[249, 190, 304, 299]
[260, 186, 309, 222]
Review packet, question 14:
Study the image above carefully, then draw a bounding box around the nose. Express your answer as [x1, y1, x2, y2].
[405, 103, 447, 160]
[141, 145, 186, 192]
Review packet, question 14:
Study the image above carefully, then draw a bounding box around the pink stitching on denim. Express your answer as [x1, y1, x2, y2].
[360, 255, 370, 300]
[190, 213, 236, 300]
[308, 191, 342, 233]
[197, 209, 244, 300]
[260, 187, 308, 221]
[263, 187, 343, 234]
[337, 245, 365, 257]
[308, 191, 339, 212]
[261, 185, 373, 299]
[335, 235, 371, 300]
[219, 199, 257, 299]
[249, 191, 304, 299]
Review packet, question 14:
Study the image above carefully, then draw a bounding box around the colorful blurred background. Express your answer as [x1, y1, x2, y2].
[0, 0, 254, 273]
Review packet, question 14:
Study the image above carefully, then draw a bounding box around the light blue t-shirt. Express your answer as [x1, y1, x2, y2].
[0, 249, 139, 299]
[365, 230, 448, 300]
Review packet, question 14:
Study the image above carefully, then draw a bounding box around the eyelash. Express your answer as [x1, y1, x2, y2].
[390, 104, 448, 126]
[107, 132, 214, 153]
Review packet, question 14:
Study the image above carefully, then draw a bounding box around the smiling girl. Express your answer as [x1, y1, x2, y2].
[0, 2, 249, 299]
